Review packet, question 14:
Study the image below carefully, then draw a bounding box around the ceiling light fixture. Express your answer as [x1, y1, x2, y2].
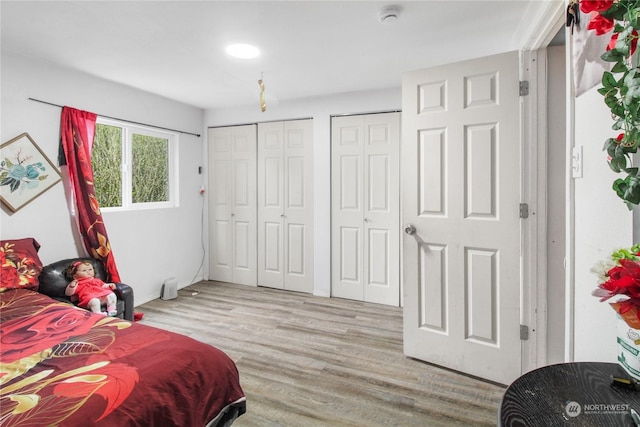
[226, 43, 260, 59]
[378, 6, 401, 24]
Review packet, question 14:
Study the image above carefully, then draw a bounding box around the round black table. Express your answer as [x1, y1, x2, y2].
[499, 362, 640, 426]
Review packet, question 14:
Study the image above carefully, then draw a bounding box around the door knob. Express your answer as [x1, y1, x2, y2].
[404, 224, 416, 235]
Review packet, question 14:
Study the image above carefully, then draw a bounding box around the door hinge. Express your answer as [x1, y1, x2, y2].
[519, 203, 529, 219]
[519, 80, 529, 96]
[520, 325, 529, 341]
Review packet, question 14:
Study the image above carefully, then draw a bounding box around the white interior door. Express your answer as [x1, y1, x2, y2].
[331, 113, 400, 306]
[208, 125, 257, 286]
[257, 121, 284, 289]
[258, 119, 314, 293]
[402, 51, 522, 384]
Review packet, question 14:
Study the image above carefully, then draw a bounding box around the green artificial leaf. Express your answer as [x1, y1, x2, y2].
[612, 119, 625, 130]
[603, 3, 629, 21]
[623, 175, 640, 205]
[612, 61, 629, 73]
[3, 158, 13, 168]
[629, 7, 640, 29]
[603, 71, 618, 88]
[602, 49, 623, 62]
[605, 92, 619, 109]
[613, 103, 626, 117]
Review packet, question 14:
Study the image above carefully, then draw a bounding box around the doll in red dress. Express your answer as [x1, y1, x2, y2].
[64, 260, 118, 316]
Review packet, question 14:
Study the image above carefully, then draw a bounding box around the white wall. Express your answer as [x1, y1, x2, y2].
[1, 52, 206, 306]
[546, 44, 566, 364]
[205, 89, 401, 297]
[573, 86, 635, 361]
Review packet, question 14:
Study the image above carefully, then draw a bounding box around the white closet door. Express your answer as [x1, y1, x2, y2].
[258, 119, 314, 293]
[331, 116, 364, 300]
[282, 120, 314, 293]
[331, 113, 400, 306]
[257, 121, 284, 289]
[208, 125, 257, 286]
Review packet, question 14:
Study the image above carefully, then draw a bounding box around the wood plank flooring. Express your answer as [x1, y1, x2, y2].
[137, 281, 505, 427]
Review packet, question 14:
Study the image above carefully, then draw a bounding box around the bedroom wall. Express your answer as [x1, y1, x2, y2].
[205, 89, 402, 297]
[572, 85, 635, 361]
[1, 52, 206, 306]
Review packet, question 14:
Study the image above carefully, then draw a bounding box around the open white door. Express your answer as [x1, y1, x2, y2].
[402, 51, 522, 384]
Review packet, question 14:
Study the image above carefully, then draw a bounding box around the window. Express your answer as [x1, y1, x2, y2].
[92, 119, 178, 210]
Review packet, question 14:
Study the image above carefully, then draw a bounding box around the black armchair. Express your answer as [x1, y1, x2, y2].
[38, 257, 134, 321]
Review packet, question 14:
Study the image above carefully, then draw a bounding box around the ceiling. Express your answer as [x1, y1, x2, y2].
[0, 1, 563, 110]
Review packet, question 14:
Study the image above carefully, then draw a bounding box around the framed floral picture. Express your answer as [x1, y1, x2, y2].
[0, 132, 62, 212]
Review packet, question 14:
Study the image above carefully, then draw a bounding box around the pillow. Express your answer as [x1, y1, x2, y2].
[0, 238, 43, 292]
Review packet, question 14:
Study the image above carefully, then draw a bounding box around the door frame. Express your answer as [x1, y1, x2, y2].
[519, 2, 565, 373]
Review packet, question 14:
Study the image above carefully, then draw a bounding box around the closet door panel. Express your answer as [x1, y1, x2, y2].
[258, 122, 285, 289]
[331, 113, 400, 306]
[258, 119, 313, 293]
[331, 116, 364, 300]
[283, 120, 314, 293]
[208, 125, 257, 286]
[287, 222, 305, 275]
[363, 113, 399, 305]
[209, 129, 233, 282]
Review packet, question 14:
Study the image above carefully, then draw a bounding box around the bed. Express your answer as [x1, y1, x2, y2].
[0, 239, 246, 426]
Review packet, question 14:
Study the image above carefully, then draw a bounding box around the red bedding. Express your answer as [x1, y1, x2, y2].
[0, 289, 245, 426]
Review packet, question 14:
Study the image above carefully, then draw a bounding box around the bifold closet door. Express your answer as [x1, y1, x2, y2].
[331, 112, 400, 306]
[258, 119, 314, 293]
[208, 125, 257, 286]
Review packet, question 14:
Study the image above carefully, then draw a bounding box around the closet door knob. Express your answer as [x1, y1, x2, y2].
[404, 224, 416, 235]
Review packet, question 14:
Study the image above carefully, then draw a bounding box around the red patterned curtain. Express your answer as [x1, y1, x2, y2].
[60, 106, 121, 282]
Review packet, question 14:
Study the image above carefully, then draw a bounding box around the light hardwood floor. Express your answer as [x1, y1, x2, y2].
[138, 281, 505, 427]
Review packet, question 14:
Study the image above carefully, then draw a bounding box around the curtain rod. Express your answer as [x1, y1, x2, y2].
[28, 97, 201, 137]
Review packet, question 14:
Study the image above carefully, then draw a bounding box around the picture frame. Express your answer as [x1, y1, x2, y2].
[0, 132, 62, 212]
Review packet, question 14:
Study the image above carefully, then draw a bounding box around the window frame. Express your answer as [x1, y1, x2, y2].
[94, 117, 179, 211]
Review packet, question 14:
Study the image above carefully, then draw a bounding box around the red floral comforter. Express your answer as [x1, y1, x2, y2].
[0, 289, 245, 426]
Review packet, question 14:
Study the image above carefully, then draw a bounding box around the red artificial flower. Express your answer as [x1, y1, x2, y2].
[588, 13, 615, 35]
[608, 31, 639, 55]
[600, 260, 640, 298]
[580, 0, 614, 13]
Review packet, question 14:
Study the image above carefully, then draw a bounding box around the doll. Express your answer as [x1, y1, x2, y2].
[64, 260, 118, 316]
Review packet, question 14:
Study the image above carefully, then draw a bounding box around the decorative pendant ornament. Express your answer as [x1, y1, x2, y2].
[258, 74, 266, 112]
[566, 0, 580, 34]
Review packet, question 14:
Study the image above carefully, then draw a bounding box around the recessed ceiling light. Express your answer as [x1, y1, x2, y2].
[226, 43, 260, 59]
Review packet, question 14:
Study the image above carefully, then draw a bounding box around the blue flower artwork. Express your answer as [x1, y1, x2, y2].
[0, 133, 61, 212]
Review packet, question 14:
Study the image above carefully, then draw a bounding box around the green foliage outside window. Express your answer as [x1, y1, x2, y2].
[92, 123, 171, 208]
[132, 134, 169, 203]
[92, 124, 122, 208]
